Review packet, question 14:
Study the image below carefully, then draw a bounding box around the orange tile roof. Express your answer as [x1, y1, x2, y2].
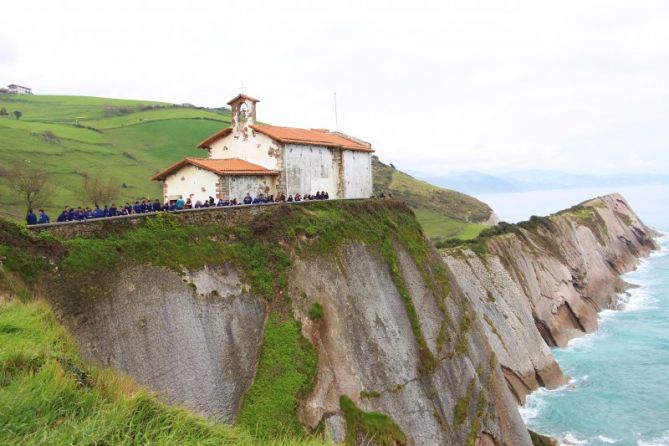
[151, 157, 279, 181]
[251, 125, 373, 152]
[196, 124, 373, 152]
[196, 127, 232, 149]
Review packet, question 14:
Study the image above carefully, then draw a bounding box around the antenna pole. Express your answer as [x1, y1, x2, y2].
[333, 92, 339, 131]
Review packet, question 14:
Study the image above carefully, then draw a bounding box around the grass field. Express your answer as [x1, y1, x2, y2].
[0, 93, 491, 240]
[0, 299, 327, 445]
[412, 209, 488, 242]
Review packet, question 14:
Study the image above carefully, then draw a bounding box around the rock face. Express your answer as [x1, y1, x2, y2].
[444, 193, 657, 403]
[289, 242, 529, 445]
[43, 194, 656, 445]
[49, 264, 266, 422]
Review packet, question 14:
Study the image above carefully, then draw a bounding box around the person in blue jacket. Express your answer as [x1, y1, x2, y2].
[26, 209, 37, 225]
[243, 193, 253, 205]
[57, 209, 68, 222]
[153, 199, 162, 212]
[176, 196, 185, 210]
[133, 201, 142, 214]
[108, 204, 117, 217]
[92, 205, 103, 219]
[38, 209, 50, 224]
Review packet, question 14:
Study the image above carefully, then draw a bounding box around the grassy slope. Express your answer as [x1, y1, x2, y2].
[0, 93, 491, 240]
[0, 95, 228, 220]
[372, 157, 494, 241]
[0, 299, 326, 446]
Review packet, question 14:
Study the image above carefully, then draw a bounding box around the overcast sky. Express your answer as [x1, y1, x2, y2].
[2, 0, 668, 175]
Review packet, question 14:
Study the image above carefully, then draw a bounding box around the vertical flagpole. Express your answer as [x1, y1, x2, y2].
[334, 92, 339, 132]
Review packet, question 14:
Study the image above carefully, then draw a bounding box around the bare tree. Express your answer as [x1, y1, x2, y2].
[4, 161, 53, 212]
[81, 174, 120, 205]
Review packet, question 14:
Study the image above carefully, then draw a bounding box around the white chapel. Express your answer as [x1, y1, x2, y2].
[152, 93, 374, 203]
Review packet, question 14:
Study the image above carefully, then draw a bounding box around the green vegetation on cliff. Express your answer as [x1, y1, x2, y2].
[238, 312, 318, 438]
[339, 395, 407, 446]
[0, 94, 492, 242]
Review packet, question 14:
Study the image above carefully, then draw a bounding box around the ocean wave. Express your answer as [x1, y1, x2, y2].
[519, 391, 545, 422]
[556, 432, 620, 445]
[618, 288, 659, 312]
[564, 331, 601, 351]
[638, 430, 669, 446]
[560, 432, 589, 445]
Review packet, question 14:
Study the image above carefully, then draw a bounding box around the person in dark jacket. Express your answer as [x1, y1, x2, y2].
[153, 200, 162, 212]
[133, 201, 142, 214]
[57, 209, 68, 222]
[38, 209, 50, 224]
[92, 206, 103, 219]
[108, 204, 117, 217]
[243, 193, 252, 205]
[26, 209, 37, 225]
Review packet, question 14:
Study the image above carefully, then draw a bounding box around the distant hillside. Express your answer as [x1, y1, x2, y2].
[0, 94, 493, 240]
[373, 157, 495, 240]
[419, 169, 669, 195]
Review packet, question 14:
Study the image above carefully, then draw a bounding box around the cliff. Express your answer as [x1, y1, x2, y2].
[443, 193, 657, 403]
[1, 194, 656, 445]
[36, 200, 529, 445]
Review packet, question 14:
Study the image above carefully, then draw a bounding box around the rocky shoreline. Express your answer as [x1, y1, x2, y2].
[444, 193, 658, 404]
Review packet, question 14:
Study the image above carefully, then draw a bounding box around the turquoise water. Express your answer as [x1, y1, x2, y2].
[475, 186, 669, 445]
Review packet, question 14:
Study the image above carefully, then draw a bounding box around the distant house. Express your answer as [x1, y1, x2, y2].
[152, 93, 374, 204]
[6, 84, 32, 94]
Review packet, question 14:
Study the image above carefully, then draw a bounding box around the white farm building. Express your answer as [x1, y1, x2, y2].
[152, 94, 374, 203]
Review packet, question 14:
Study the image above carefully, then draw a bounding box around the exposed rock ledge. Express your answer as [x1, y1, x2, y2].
[443, 193, 658, 403]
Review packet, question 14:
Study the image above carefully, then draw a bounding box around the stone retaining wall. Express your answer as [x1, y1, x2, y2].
[28, 199, 374, 239]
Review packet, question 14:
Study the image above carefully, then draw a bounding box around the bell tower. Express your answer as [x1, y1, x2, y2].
[228, 93, 259, 135]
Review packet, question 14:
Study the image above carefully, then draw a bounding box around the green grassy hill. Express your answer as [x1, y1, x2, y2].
[0, 94, 492, 240]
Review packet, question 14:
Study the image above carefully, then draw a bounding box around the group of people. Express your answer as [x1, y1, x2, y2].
[25, 190, 331, 225]
[241, 191, 329, 205]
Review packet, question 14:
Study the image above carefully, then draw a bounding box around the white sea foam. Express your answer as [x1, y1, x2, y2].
[621, 287, 658, 312]
[563, 331, 600, 351]
[638, 431, 669, 446]
[597, 435, 618, 444]
[519, 391, 546, 422]
[561, 432, 588, 445]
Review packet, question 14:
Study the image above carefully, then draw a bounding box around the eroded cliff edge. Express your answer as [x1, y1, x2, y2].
[15, 194, 655, 445]
[443, 193, 658, 404]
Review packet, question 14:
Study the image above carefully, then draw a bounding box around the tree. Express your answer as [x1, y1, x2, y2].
[81, 175, 120, 205]
[13, 110, 22, 120]
[0, 108, 7, 116]
[4, 161, 53, 212]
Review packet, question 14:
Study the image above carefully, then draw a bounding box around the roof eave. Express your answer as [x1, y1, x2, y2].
[196, 127, 232, 149]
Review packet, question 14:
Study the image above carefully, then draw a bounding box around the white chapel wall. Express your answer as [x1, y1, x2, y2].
[228, 176, 277, 201]
[342, 150, 373, 198]
[208, 131, 280, 170]
[283, 144, 338, 197]
[163, 165, 219, 203]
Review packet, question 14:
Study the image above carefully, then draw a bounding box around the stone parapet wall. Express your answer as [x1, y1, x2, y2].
[28, 199, 377, 239]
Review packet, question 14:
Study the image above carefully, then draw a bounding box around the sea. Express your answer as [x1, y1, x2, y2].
[474, 185, 669, 446]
